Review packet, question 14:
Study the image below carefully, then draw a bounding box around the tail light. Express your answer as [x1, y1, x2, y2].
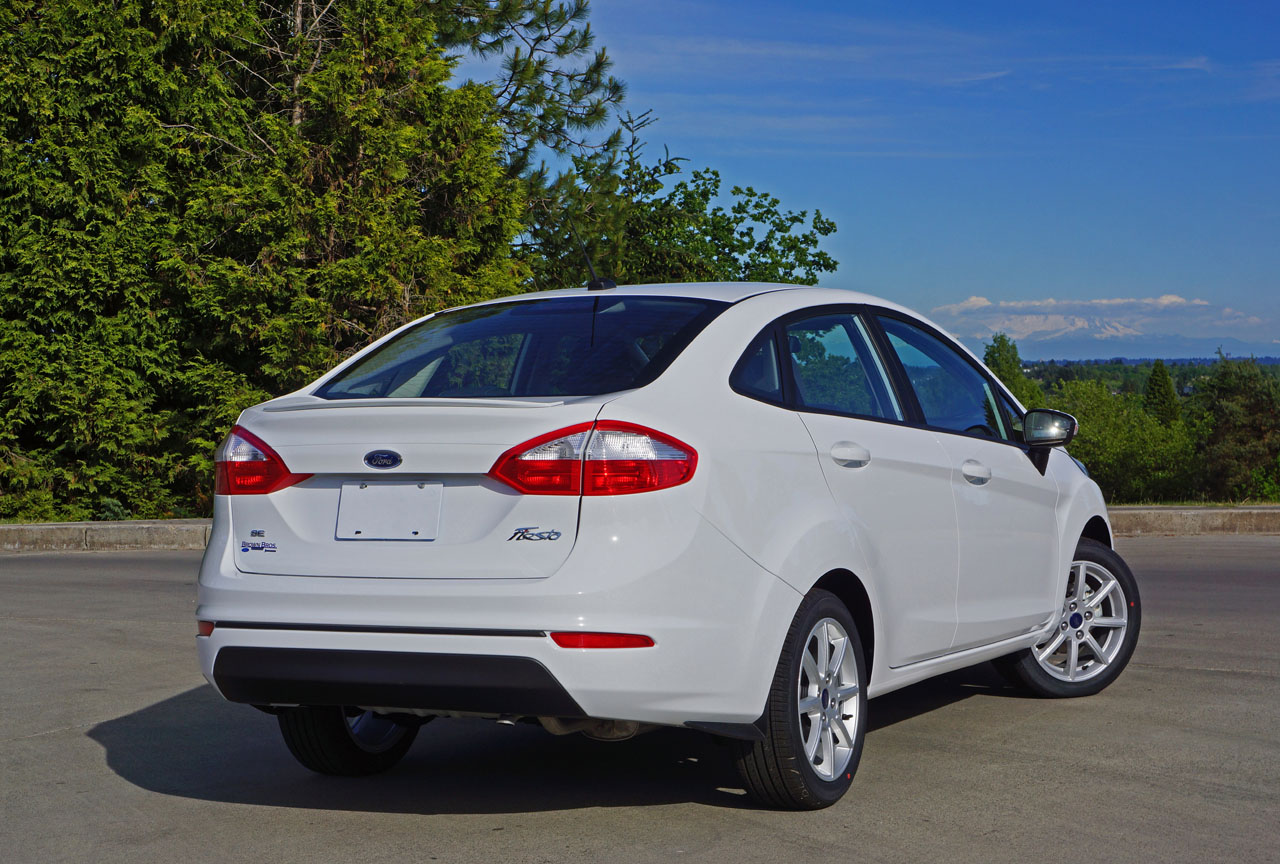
[488, 423, 593, 495]
[489, 421, 696, 496]
[214, 425, 312, 495]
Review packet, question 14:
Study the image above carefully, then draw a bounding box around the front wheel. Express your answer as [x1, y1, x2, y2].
[734, 589, 868, 810]
[998, 538, 1141, 698]
[277, 706, 420, 775]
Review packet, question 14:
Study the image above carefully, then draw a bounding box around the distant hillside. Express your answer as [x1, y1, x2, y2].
[958, 333, 1280, 362]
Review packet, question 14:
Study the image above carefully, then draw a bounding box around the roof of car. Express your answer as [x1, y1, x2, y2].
[490, 281, 890, 305]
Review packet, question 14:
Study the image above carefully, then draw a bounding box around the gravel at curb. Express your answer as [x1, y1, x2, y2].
[1, 507, 1278, 553]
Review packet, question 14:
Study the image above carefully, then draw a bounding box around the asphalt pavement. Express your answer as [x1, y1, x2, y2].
[1, 537, 1276, 863]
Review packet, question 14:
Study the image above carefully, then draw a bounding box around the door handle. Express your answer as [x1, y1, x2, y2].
[830, 442, 871, 468]
[961, 459, 992, 485]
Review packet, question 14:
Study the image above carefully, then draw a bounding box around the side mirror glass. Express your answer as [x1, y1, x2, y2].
[1024, 409, 1078, 447]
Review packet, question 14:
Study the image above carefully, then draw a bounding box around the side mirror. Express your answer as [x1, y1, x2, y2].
[1024, 409, 1078, 448]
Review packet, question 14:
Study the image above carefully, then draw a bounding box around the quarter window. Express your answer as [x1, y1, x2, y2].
[876, 316, 1007, 440]
[731, 333, 785, 403]
[785, 314, 902, 420]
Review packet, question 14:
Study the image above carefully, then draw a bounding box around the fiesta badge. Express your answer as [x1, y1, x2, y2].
[364, 449, 402, 470]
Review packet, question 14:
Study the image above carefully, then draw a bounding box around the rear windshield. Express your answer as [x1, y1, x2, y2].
[316, 295, 729, 399]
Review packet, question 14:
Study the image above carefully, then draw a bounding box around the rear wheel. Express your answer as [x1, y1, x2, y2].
[734, 589, 867, 810]
[277, 706, 420, 775]
[998, 538, 1141, 698]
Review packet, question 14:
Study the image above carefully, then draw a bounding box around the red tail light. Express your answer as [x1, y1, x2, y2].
[489, 422, 696, 496]
[584, 422, 697, 494]
[214, 425, 312, 495]
[550, 631, 655, 649]
[488, 423, 593, 495]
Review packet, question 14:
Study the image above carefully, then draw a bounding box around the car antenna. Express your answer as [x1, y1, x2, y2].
[568, 221, 616, 291]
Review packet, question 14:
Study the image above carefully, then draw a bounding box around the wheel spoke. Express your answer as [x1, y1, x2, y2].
[815, 627, 830, 675]
[803, 718, 821, 761]
[829, 636, 847, 678]
[1090, 616, 1125, 628]
[801, 651, 820, 685]
[836, 683, 860, 703]
[1085, 578, 1117, 609]
[1067, 639, 1080, 680]
[1036, 630, 1066, 661]
[1085, 633, 1110, 663]
[798, 694, 822, 714]
[1073, 563, 1089, 602]
[821, 724, 834, 772]
[832, 717, 853, 748]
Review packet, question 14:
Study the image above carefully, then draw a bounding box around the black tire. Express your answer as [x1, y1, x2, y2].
[999, 538, 1141, 698]
[277, 706, 419, 776]
[734, 589, 868, 810]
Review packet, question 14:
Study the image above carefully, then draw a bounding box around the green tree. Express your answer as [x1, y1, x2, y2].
[983, 333, 1044, 408]
[1052, 381, 1194, 502]
[1142, 359, 1181, 425]
[0, 0, 523, 521]
[434, 0, 625, 177]
[519, 118, 838, 288]
[1185, 354, 1280, 499]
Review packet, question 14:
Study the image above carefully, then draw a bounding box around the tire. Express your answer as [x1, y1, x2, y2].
[734, 589, 868, 810]
[999, 538, 1141, 698]
[277, 706, 420, 776]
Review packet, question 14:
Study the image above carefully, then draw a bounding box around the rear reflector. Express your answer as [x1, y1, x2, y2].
[550, 632, 655, 649]
[490, 421, 696, 496]
[197, 620, 215, 637]
[214, 425, 312, 495]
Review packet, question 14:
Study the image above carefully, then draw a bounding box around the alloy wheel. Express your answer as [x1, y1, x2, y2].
[797, 617, 860, 781]
[1034, 560, 1129, 682]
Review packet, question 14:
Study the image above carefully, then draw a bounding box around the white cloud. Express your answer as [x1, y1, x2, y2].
[929, 294, 1273, 345]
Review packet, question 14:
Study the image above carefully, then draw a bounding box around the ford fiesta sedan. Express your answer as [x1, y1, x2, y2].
[197, 282, 1141, 809]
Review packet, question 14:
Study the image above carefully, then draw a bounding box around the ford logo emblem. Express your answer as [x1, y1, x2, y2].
[363, 450, 402, 470]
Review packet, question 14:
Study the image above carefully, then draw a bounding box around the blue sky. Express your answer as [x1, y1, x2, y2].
[580, 0, 1280, 358]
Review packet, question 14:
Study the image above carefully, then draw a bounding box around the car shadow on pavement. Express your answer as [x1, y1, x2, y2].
[88, 664, 1025, 814]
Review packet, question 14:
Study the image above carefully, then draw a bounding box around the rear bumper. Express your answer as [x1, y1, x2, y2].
[212, 645, 585, 717]
[197, 494, 803, 728]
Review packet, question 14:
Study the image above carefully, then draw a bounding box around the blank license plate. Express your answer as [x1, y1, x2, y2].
[336, 481, 442, 541]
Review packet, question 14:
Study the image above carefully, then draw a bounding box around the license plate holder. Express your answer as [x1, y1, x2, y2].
[335, 481, 442, 541]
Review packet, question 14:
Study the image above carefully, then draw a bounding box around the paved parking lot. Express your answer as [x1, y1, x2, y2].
[2, 536, 1277, 863]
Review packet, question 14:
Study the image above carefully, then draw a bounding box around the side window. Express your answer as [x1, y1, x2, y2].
[730, 333, 784, 403]
[785, 314, 902, 420]
[997, 391, 1025, 444]
[877, 316, 1007, 440]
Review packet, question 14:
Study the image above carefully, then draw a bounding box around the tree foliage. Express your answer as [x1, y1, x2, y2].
[1051, 381, 1194, 503]
[982, 332, 1044, 408]
[519, 117, 838, 288]
[434, 0, 625, 176]
[0, 0, 523, 520]
[1185, 354, 1280, 499]
[1142, 359, 1180, 425]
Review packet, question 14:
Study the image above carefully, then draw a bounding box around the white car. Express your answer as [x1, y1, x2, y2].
[197, 282, 1141, 809]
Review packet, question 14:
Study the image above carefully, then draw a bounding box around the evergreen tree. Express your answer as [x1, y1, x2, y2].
[517, 115, 838, 288]
[982, 333, 1045, 408]
[0, 0, 523, 520]
[1186, 354, 1280, 498]
[1142, 359, 1181, 425]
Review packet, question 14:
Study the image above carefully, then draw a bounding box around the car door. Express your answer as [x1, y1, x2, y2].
[778, 309, 961, 667]
[874, 314, 1061, 651]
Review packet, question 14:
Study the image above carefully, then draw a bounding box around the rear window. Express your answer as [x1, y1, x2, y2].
[316, 295, 728, 399]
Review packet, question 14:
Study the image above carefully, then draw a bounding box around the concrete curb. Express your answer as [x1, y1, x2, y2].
[1109, 506, 1280, 538]
[0, 519, 212, 553]
[1, 507, 1278, 553]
